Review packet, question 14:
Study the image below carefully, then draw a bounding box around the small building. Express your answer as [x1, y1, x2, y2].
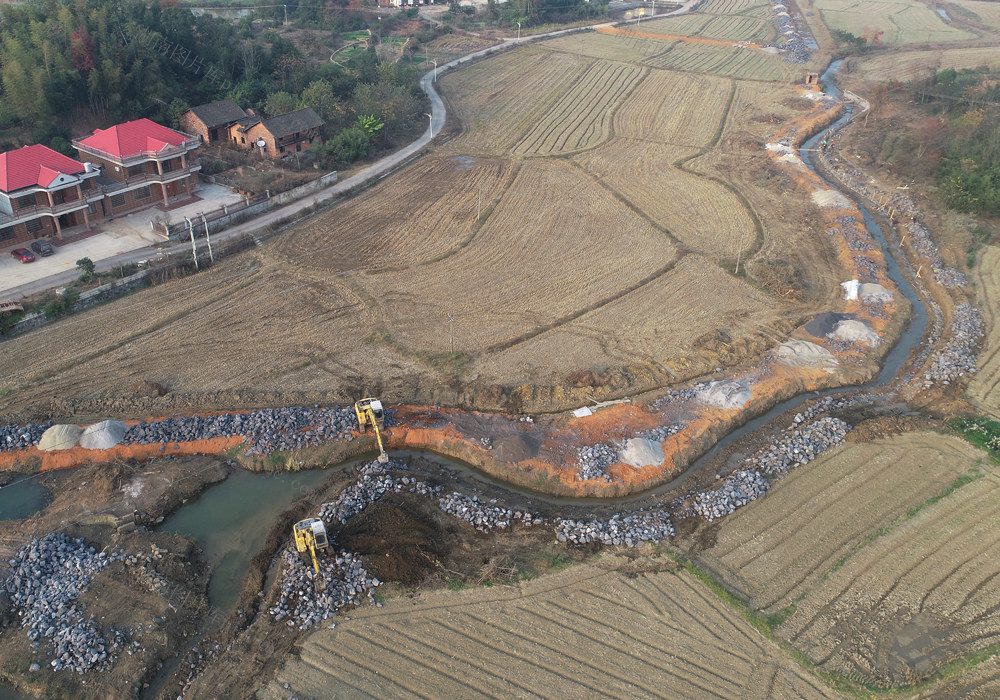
[0, 145, 104, 246]
[806, 72, 820, 85]
[229, 107, 324, 159]
[180, 99, 249, 144]
[73, 118, 201, 216]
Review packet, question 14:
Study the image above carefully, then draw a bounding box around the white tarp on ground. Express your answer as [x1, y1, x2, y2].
[697, 380, 752, 410]
[79, 420, 128, 450]
[775, 339, 839, 372]
[831, 319, 880, 346]
[860, 283, 893, 302]
[841, 279, 860, 301]
[37, 424, 83, 451]
[620, 438, 664, 469]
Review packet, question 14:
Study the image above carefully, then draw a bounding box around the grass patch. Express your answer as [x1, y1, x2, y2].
[951, 416, 1000, 462]
[446, 577, 467, 591]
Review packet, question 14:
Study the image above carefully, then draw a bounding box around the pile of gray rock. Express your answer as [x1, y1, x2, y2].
[356, 457, 407, 476]
[319, 473, 439, 525]
[922, 302, 984, 387]
[747, 417, 851, 475]
[554, 510, 674, 546]
[269, 549, 380, 630]
[903, 221, 967, 289]
[797, 393, 878, 423]
[836, 215, 875, 252]
[766, 1, 810, 63]
[438, 492, 542, 533]
[0, 422, 51, 452]
[5, 534, 121, 673]
[653, 388, 697, 410]
[636, 424, 684, 441]
[576, 443, 619, 482]
[852, 255, 884, 283]
[122, 406, 357, 454]
[693, 469, 770, 521]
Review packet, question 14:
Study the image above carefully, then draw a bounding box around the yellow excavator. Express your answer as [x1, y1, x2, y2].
[354, 398, 389, 463]
[293, 517, 329, 591]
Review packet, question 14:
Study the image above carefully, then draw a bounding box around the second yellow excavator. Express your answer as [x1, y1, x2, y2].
[293, 517, 330, 591]
[354, 398, 389, 463]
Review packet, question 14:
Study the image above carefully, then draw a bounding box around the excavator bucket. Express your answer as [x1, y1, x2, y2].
[378, 451, 389, 463]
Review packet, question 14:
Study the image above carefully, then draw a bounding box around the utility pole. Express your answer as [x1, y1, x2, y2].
[186, 217, 198, 270]
[201, 213, 214, 265]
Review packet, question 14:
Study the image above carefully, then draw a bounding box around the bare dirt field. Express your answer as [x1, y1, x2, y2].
[965, 245, 1000, 417]
[852, 46, 1000, 81]
[257, 557, 845, 700]
[694, 431, 998, 689]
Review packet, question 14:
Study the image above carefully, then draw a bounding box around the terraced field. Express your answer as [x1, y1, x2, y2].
[854, 46, 1000, 81]
[614, 70, 731, 147]
[697, 0, 771, 15]
[966, 245, 1000, 416]
[543, 32, 675, 61]
[951, 0, 1000, 29]
[258, 563, 845, 699]
[645, 43, 793, 80]
[815, 0, 973, 44]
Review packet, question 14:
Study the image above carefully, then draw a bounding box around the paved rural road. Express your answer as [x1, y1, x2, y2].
[5, 3, 698, 300]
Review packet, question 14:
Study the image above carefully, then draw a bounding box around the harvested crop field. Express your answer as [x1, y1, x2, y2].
[854, 46, 1000, 81]
[815, 0, 973, 44]
[614, 70, 731, 147]
[258, 561, 845, 699]
[647, 12, 772, 39]
[951, 0, 1000, 29]
[644, 43, 792, 80]
[698, 432, 986, 614]
[543, 31, 675, 62]
[968, 245, 1000, 417]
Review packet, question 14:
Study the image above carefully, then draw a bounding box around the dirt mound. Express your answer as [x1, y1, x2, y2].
[37, 424, 83, 451]
[775, 340, 838, 371]
[860, 283, 893, 302]
[620, 438, 663, 468]
[79, 420, 128, 450]
[491, 433, 540, 462]
[338, 495, 451, 586]
[697, 381, 751, 410]
[131, 379, 168, 397]
[831, 319, 879, 346]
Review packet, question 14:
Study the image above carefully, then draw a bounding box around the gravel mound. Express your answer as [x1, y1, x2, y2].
[774, 340, 838, 371]
[438, 492, 541, 533]
[79, 420, 127, 450]
[619, 438, 663, 468]
[4, 534, 122, 673]
[554, 510, 674, 546]
[268, 549, 380, 630]
[37, 424, 83, 452]
[576, 443, 619, 482]
[830, 319, 879, 346]
[693, 470, 770, 521]
[805, 312, 852, 337]
[812, 189, 851, 208]
[696, 380, 751, 410]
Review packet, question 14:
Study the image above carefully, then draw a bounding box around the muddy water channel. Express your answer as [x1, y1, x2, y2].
[0, 479, 50, 521]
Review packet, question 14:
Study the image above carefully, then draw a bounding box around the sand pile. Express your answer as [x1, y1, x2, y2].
[860, 283, 892, 302]
[37, 425, 83, 452]
[775, 340, 839, 371]
[811, 189, 851, 208]
[697, 380, 752, 410]
[620, 438, 664, 469]
[830, 320, 879, 346]
[80, 421, 128, 450]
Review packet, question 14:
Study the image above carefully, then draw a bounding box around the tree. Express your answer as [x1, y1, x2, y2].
[167, 97, 190, 130]
[264, 90, 300, 116]
[301, 79, 341, 122]
[76, 257, 96, 282]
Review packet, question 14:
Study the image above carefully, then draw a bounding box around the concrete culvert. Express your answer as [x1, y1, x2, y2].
[37, 424, 83, 452]
[80, 420, 128, 450]
[620, 438, 663, 468]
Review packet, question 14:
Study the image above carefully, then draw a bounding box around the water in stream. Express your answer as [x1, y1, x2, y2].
[0, 479, 50, 521]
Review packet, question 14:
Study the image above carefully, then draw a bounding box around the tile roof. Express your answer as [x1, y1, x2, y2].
[260, 108, 324, 138]
[187, 99, 248, 129]
[75, 118, 192, 160]
[0, 145, 87, 193]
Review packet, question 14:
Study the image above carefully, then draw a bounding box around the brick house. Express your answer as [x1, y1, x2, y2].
[0, 145, 105, 246]
[229, 107, 324, 158]
[180, 99, 248, 144]
[73, 118, 201, 217]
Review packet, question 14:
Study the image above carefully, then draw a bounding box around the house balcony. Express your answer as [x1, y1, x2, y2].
[0, 195, 100, 228]
[72, 133, 201, 168]
[98, 164, 202, 194]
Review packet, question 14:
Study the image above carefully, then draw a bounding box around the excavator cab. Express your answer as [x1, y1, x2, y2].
[293, 518, 329, 591]
[354, 398, 389, 463]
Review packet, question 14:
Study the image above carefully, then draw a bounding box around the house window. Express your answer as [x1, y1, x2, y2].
[110, 193, 126, 208]
[81, 178, 92, 191]
[0, 226, 13, 241]
[162, 159, 174, 173]
[25, 218, 43, 234]
[128, 165, 144, 178]
[279, 146, 285, 153]
[16, 195, 35, 209]
[88, 202, 98, 215]
[135, 185, 152, 200]
[241, 137, 246, 144]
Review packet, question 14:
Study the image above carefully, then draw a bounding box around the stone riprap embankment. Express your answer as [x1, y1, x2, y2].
[748, 417, 851, 476]
[766, 0, 812, 62]
[923, 302, 984, 387]
[5, 534, 122, 673]
[693, 469, 770, 521]
[269, 550, 379, 630]
[797, 393, 878, 422]
[318, 471, 439, 525]
[123, 407, 357, 454]
[438, 492, 542, 533]
[554, 510, 674, 546]
[0, 422, 51, 452]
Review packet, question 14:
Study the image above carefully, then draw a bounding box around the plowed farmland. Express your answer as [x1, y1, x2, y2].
[645, 43, 793, 80]
[257, 562, 846, 700]
[614, 70, 731, 146]
[855, 47, 1000, 81]
[968, 245, 1000, 417]
[696, 432, 998, 688]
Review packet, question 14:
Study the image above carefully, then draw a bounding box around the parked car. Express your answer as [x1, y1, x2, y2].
[10, 248, 35, 263]
[29, 239, 53, 257]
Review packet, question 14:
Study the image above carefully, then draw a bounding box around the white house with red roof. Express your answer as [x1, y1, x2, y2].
[0, 144, 104, 246]
[72, 117, 201, 217]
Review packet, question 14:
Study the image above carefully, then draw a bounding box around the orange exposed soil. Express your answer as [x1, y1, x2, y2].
[0, 436, 243, 473]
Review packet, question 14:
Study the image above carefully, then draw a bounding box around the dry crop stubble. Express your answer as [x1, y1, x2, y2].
[576, 139, 756, 257]
[698, 0, 771, 14]
[968, 245, 1000, 416]
[814, 0, 973, 44]
[349, 159, 676, 355]
[614, 69, 731, 147]
[699, 433, 986, 614]
[258, 564, 845, 699]
[273, 156, 513, 272]
[439, 48, 589, 156]
[782, 467, 1000, 686]
[512, 60, 645, 156]
[543, 32, 677, 62]
[471, 253, 795, 384]
[644, 43, 792, 81]
[854, 47, 1000, 81]
[950, 0, 1000, 29]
